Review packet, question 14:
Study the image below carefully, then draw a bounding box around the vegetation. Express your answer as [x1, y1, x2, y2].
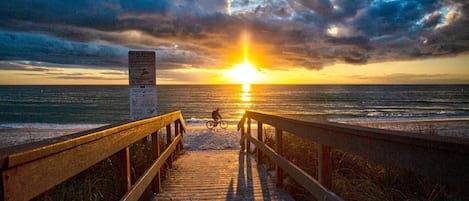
[261, 126, 467, 201]
[34, 133, 171, 201]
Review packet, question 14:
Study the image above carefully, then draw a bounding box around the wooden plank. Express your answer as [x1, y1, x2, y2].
[117, 147, 131, 195]
[241, 123, 246, 151]
[275, 128, 283, 186]
[247, 118, 251, 153]
[178, 121, 184, 150]
[318, 144, 332, 189]
[1, 113, 184, 201]
[237, 114, 245, 131]
[154, 150, 295, 201]
[257, 122, 263, 163]
[151, 132, 161, 194]
[1, 111, 183, 169]
[121, 135, 182, 201]
[246, 135, 344, 201]
[244, 111, 469, 186]
[165, 125, 173, 169]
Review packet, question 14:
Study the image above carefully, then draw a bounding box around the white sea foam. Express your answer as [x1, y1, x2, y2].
[0, 123, 108, 130]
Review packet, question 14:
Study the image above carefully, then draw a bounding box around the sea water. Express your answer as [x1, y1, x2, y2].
[1, 85, 468, 147]
[1, 85, 468, 127]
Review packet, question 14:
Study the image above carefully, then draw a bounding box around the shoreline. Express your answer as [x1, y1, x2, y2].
[1, 118, 468, 149]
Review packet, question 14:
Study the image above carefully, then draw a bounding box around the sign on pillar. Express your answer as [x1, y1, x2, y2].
[128, 51, 157, 121]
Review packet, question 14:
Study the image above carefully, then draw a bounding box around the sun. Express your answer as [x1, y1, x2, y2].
[229, 61, 259, 84]
[228, 30, 260, 84]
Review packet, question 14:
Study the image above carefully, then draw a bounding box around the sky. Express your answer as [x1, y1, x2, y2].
[0, 0, 468, 85]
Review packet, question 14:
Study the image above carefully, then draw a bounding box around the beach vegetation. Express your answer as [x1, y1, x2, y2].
[33, 132, 171, 201]
[260, 125, 466, 201]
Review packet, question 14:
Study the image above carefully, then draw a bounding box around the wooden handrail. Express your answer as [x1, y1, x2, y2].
[121, 134, 182, 201]
[0, 111, 186, 201]
[239, 110, 469, 201]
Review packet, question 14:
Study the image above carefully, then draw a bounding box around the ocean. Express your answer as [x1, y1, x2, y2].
[1, 84, 468, 147]
[1, 85, 468, 128]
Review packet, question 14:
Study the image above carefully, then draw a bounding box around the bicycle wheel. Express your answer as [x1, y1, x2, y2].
[219, 120, 228, 129]
[206, 120, 216, 129]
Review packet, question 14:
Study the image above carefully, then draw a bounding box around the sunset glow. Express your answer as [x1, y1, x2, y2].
[229, 62, 259, 84]
[0, 1, 468, 85]
[228, 30, 261, 84]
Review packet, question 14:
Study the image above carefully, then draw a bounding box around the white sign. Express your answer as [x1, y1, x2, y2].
[130, 87, 157, 120]
[129, 51, 156, 85]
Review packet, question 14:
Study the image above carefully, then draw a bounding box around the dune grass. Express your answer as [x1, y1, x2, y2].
[34, 134, 170, 201]
[261, 126, 466, 201]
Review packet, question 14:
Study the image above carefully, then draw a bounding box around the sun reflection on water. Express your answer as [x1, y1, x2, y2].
[239, 84, 252, 116]
[241, 83, 251, 102]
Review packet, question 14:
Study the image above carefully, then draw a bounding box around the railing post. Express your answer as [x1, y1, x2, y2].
[175, 121, 180, 151]
[247, 118, 251, 153]
[275, 128, 284, 186]
[240, 121, 246, 151]
[117, 147, 131, 195]
[179, 120, 184, 151]
[257, 122, 263, 163]
[166, 124, 173, 169]
[318, 144, 332, 189]
[151, 131, 162, 193]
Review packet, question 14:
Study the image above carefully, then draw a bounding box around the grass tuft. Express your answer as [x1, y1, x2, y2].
[260, 125, 466, 201]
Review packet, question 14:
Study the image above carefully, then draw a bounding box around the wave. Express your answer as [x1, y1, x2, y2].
[331, 116, 469, 123]
[0, 123, 108, 130]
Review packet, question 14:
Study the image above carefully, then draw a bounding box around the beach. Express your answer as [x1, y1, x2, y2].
[342, 118, 469, 138]
[1, 119, 467, 149]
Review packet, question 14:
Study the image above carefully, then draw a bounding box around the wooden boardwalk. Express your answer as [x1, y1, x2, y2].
[153, 150, 294, 201]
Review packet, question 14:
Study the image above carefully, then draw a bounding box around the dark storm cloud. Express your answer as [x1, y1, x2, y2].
[0, 31, 128, 68]
[0, 0, 468, 71]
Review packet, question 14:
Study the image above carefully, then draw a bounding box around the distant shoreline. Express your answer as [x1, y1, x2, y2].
[1, 118, 467, 149]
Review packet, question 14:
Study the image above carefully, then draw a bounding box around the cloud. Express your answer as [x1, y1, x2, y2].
[0, 0, 468, 72]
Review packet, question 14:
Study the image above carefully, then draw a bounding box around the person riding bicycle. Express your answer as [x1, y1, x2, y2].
[211, 108, 222, 125]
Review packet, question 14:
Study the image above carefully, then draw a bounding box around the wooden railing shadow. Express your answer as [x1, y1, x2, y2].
[225, 151, 274, 201]
[238, 110, 469, 201]
[0, 111, 186, 201]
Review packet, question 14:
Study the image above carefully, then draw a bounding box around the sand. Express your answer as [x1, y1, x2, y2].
[0, 119, 467, 149]
[343, 119, 469, 138]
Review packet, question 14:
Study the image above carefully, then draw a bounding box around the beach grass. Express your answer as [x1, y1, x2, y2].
[21, 119, 468, 201]
[260, 125, 467, 201]
[33, 133, 171, 201]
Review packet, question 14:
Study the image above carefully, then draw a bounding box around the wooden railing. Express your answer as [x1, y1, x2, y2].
[0, 111, 186, 201]
[238, 110, 469, 201]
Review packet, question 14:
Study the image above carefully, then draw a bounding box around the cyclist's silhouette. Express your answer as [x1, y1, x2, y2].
[212, 108, 222, 125]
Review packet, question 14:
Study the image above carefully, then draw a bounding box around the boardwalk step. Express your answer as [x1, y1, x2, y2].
[153, 150, 293, 201]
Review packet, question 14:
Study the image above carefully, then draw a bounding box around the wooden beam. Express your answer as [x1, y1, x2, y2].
[318, 144, 332, 189]
[240, 122, 246, 151]
[151, 132, 161, 194]
[165, 125, 173, 169]
[275, 128, 283, 186]
[246, 135, 343, 201]
[247, 118, 251, 153]
[1, 111, 184, 169]
[121, 135, 182, 201]
[243, 111, 469, 186]
[117, 147, 131, 195]
[1, 112, 186, 201]
[257, 122, 263, 163]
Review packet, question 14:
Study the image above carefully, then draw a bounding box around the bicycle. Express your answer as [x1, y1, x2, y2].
[206, 119, 228, 129]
